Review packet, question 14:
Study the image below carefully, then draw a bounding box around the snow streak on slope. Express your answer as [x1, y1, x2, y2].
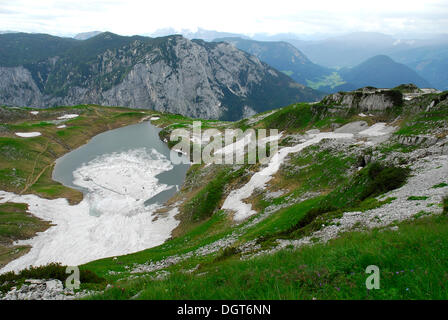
[222, 132, 354, 221]
[0, 148, 179, 273]
[359, 123, 396, 137]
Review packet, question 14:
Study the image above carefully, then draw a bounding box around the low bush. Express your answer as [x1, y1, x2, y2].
[360, 162, 410, 200]
[0, 263, 104, 293]
[443, 196, 448, 215]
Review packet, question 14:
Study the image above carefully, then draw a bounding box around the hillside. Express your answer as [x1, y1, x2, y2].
[214, 37, 332, 86]
[0, 32, 322, 120]
[390, 44, 448, 91]
[0, 86, 447, 300]
[340, 55, 432, 89]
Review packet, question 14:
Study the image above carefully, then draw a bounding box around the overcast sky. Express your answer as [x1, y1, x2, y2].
[1, 0, 447, 37]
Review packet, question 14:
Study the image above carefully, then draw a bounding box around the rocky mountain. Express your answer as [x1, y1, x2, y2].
[0, 32, 322, 120]
[339, 55, 432, 89]
[213, 37, 331, 86]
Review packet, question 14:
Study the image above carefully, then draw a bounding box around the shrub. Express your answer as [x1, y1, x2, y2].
[361, 163, 410, 200]
[443, 196, 448, 215]
[0, 263, 104, 292]
[292, 205, 338, 230]
[184, 170, 228, 221]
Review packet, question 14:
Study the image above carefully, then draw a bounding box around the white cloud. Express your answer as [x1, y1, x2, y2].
[0, 0, 447, 36]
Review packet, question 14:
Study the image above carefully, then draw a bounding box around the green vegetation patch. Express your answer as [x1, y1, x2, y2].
[262, 162, 409, 241]
[281, 146, 356, 193]
[306, 72, 346, 91]
[260, 103, 313, 132]
[396, 103, 448, 136]
[183, 166, 248, 222]
[408, 196, 429, 201]
[90, 215, 448, 300]
[432, 183, 448, 189]
[443, 197, 448, 215]
[0, 202, 51, 269]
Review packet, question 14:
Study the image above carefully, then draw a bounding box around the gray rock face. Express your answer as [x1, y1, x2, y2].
[0, 66, 44, 106]
[397, 134, 439, 147]
[321, 88, 403, 113]
[0, 279, 92, 300]
[0, 34, 321, 120]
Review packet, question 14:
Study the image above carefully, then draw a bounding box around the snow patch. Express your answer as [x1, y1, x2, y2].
[57, 114, 79, 120]
[15, 132, 41, 138]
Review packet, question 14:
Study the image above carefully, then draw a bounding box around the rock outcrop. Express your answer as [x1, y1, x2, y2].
[0, 279, 92, 300]
[321, 87, 403, 113]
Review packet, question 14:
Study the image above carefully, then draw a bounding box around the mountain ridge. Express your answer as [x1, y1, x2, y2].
[0, 32, 322, 120]
[340, 55, 432, 89]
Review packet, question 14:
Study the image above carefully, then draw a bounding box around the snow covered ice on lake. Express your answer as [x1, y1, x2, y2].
[0, 148, 180, 273]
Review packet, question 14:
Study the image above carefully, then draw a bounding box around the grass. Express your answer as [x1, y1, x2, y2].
[395, 102, 448, 136]
[279, 146, 356, 194]
[260, 103, 313, 132]
[0, 203, 50, 269]
[183, 169, 228, 222]
[261, 162, 409, 241]
[89, 215, 448, 300]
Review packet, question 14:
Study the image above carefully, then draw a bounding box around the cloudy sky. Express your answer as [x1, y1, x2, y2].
[0, 0, 447, 37]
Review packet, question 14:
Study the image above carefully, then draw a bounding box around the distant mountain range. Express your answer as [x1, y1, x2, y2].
[214, 37, 434, 93]
[339, 55, 431, 89]
[251, 32, 448, 90]
[0, 32, 321, 120]
[213, 37, 331, 86]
